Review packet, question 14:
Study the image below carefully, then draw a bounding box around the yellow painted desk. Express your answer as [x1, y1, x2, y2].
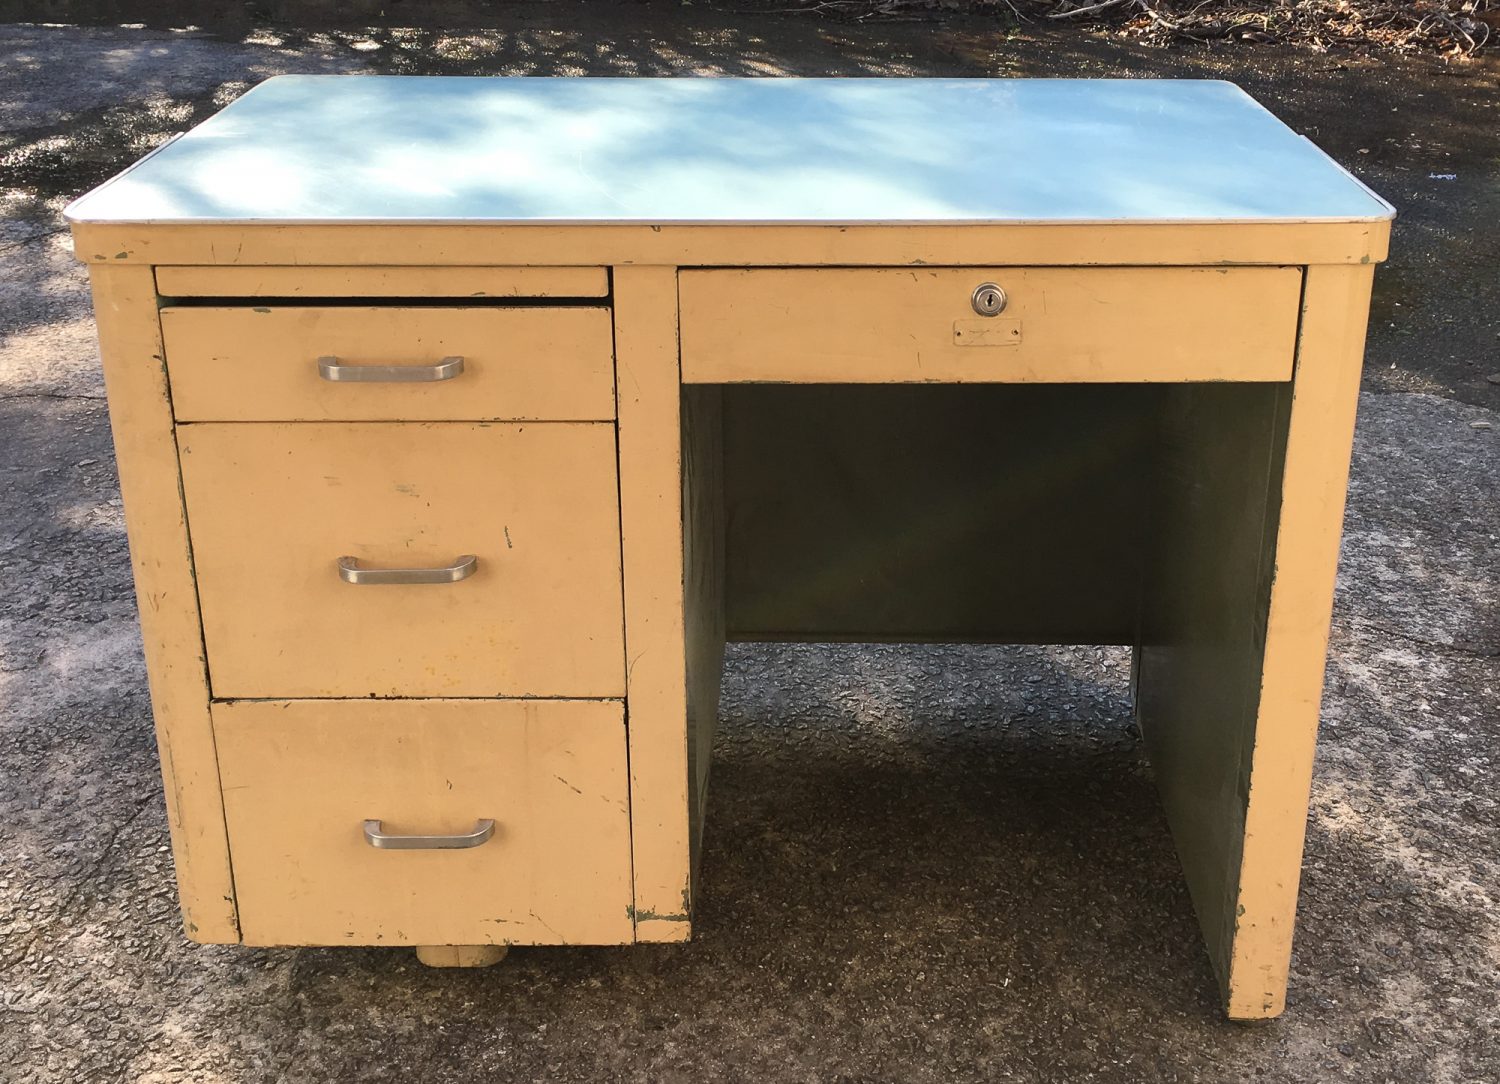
[67, 76, 1393, 1019]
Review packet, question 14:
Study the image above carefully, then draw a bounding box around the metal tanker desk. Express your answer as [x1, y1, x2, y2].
[67, 76, 1393, 1019]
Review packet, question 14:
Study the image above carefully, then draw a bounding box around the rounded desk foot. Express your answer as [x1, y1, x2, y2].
[415, 944, 508, 968]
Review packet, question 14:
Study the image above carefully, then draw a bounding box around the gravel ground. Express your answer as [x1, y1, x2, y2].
[1, 12, 1497, 1083]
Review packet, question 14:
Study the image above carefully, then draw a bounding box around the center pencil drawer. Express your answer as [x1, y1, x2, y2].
[161, 306, 615, 422]
[680, 267, 1302, 383]
[178, 422, 625, 699]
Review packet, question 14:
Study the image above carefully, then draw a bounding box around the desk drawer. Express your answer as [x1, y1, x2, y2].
[161, 306, 615, 421]
[214, 698, 634, 947]
[680, 267, 1300, 383]
[178, 422, 624, 698]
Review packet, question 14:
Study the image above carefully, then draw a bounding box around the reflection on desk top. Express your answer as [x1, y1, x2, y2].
[66, 76, 1394, 226]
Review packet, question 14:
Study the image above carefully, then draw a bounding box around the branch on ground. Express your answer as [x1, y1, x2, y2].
[746, 0, 1494, 56]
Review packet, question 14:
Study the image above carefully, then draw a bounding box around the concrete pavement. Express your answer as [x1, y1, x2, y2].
[1, 14, 1496, 1082]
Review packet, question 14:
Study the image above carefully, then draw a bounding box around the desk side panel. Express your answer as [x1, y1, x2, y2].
[1228, 263, 1374, 1018]
[87, 263, 239, 943]
[1138, 263, 1374, 1019]
[1136, 380, 1291, 1012]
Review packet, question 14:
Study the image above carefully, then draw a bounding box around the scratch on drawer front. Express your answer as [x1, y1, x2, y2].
[530, 911, 568, 943]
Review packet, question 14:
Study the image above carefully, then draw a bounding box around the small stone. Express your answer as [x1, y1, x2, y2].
[1486, 373, 1500, 385]
[1471, 420, 1493, 430]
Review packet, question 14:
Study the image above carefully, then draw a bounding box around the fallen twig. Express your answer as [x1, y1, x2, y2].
[1046, 0, 1136, 20]
[717, 0, 1492, 55]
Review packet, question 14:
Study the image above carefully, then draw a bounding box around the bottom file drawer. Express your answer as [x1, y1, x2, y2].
[214, 698, 634, 947]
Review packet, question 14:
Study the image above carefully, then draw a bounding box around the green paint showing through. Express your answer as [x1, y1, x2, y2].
[625, 905, 690, 923]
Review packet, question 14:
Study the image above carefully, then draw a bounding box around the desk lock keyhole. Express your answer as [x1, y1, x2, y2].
[971, 282, 1008, 317]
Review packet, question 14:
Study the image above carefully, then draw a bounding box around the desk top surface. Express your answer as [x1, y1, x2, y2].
[66, 76, 1393, 226]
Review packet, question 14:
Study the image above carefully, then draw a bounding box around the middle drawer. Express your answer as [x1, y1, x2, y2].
[178, 422, 625, 699]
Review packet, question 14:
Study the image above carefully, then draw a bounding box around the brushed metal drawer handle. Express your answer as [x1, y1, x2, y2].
[318, 355, 465, 382]
[337, 554, 477, 585]
[363, 819, 496, 850]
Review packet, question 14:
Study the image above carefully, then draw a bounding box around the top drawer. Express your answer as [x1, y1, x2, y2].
[680, 267, 1301, 384]
[160, 306, 615, 422]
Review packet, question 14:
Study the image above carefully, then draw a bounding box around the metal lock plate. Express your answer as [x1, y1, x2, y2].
[971, 282, 1008, 317]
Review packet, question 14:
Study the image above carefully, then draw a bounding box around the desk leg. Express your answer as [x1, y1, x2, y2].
[89, 264, 240, 945]
[1138, 265, 1374, 1019]
[616, 266, 695, 941]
